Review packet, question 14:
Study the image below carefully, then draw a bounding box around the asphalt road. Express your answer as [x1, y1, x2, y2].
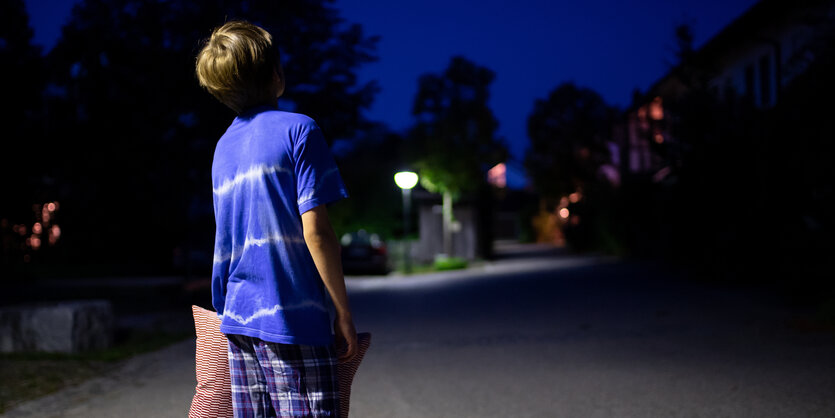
[5, 243, 835, 417]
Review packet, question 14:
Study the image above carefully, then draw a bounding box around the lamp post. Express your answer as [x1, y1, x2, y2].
[394, 171, 418, 273]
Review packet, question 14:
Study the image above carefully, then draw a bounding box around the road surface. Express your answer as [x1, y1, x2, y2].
[4, 243, 834, 417]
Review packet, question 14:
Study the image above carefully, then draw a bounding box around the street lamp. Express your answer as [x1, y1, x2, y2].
[394, 171, 418, 273]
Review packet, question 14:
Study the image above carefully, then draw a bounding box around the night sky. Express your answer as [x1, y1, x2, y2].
[24, 0, 760, 160]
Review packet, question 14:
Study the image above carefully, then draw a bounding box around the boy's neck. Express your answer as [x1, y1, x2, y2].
[238, 102, 279, 117]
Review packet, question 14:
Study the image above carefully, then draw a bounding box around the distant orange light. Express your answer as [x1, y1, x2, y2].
[47, 203, 56, 212]
[17, 225, 27, 236]
[650, 97, 664, 120]
[43, 213, 51, 223]
[559, 197, 569, 208]
[637, 106, 647, 122]
[33, 223, 43, 234]
[487, 163, 507, 188]
[559, 208, 570, 219]
[31, 237, 41, 250]
[569, 193, 581, 203]
[51, 225, 61, 238]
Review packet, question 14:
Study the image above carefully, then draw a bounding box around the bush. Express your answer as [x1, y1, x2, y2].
[433, 256, 468, 271]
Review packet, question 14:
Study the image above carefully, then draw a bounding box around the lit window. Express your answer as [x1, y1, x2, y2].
[650, 97, 664, 120]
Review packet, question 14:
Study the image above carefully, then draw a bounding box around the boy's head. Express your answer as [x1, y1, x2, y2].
[195, 20, 285, 114]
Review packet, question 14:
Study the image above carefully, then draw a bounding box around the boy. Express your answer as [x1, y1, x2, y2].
[195, 20, 356, 417]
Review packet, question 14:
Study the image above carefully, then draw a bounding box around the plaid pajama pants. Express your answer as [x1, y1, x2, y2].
[227, 334, 340, 417]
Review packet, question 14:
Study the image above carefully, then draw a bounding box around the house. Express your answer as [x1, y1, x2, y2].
[615, 0, 835, 180]
[410, 159, 534, 262]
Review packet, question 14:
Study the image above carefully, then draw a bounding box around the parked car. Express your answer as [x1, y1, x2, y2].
[340, 230, 389, 275]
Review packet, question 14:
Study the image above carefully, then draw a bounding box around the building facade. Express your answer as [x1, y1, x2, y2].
[616, 0, 835, 180]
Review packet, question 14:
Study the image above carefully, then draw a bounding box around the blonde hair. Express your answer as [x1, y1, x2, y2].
[195, 20, 283, 114]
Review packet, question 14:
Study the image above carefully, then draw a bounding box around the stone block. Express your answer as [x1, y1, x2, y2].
[0, 300, 114, 353]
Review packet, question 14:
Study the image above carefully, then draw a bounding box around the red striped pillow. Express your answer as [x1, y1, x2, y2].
[337, 332, 372, 417]
[189, 305, 371, 418]
[189, 305, 233, 418]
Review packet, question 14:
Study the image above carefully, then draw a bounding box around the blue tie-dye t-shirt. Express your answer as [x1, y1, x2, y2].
[210, 106, 348, 346]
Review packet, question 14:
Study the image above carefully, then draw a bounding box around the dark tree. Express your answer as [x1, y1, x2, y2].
[407, 56, 506, 256]
[329, 125, 405, 240]
[38, 0, 379, 273]
[524, 82, 612, 200]
[410, 56, 506, 197]
[0, 0, 49, 272]
[0, 0, 43, 219]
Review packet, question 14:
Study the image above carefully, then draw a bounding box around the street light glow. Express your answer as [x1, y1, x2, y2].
[394, 171, 419, 189]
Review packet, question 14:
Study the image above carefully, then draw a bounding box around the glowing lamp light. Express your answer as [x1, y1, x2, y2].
[394, 171, 419, 190]
[559, 208, 570, 219]
[654, 133, 664, 144]
[394, 171, 418, 273]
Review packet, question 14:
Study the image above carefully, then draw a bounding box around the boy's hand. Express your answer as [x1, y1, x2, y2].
[334, 315, 357, 363]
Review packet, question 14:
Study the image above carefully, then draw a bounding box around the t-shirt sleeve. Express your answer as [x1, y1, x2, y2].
[293, 124, 349, 215]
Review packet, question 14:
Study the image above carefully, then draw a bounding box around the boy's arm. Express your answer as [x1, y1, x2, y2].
[301, 204, 357, 363]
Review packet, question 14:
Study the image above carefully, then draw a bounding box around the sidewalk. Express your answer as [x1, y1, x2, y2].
[346, 241, 614, 289]
[2, 338, 196, 418]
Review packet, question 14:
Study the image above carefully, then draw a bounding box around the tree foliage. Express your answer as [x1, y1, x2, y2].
[329, 126, 405, 240]
[408, 56, 506, 199]
[524, 82, 612, 199]
[5, 0, 379, 272]
[0, 0, 44, 220]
